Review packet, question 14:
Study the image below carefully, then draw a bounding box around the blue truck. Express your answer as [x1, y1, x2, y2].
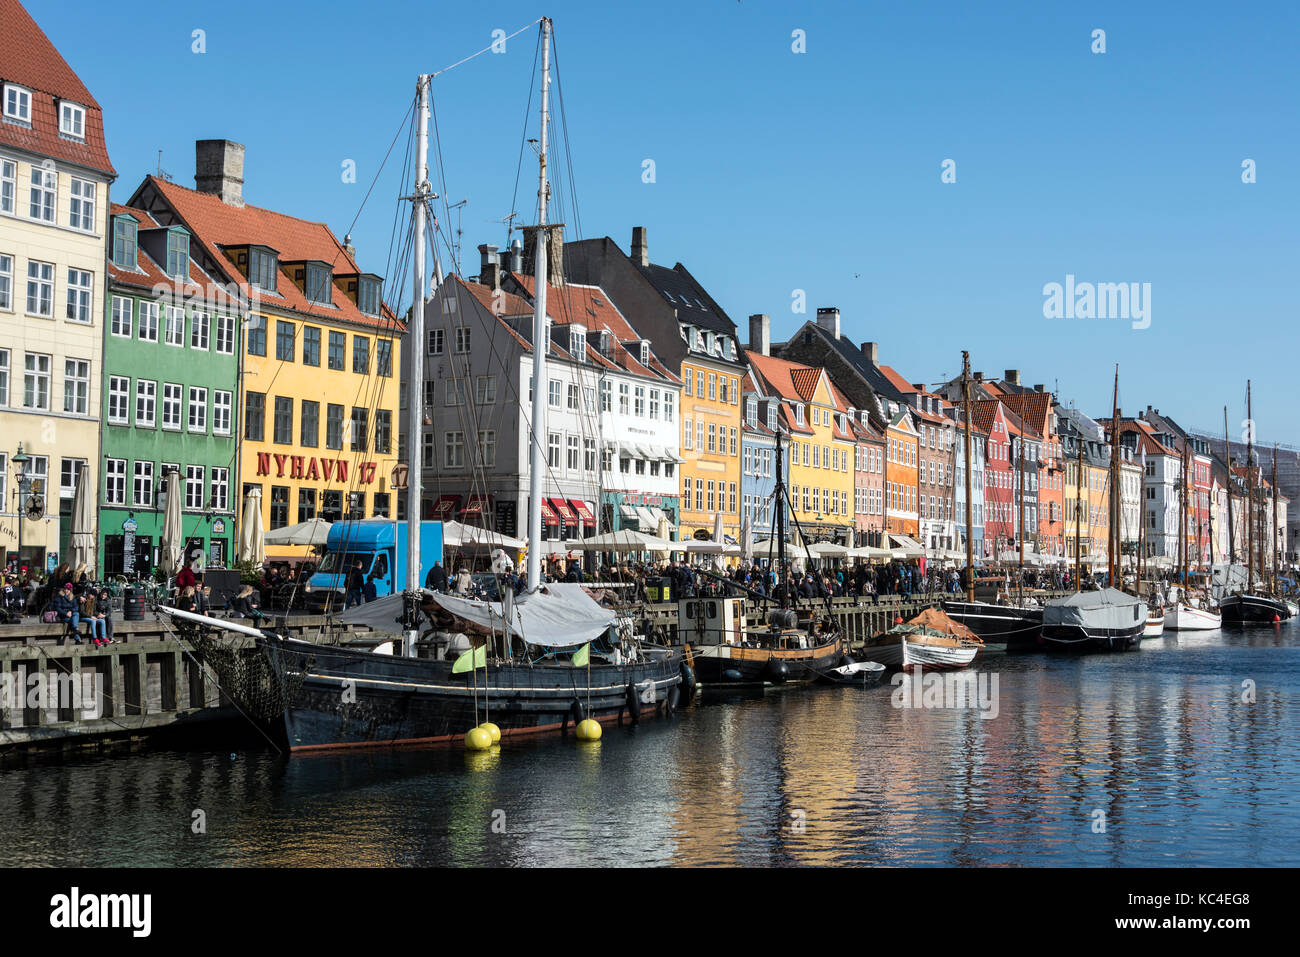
[304, 520, 444, 612]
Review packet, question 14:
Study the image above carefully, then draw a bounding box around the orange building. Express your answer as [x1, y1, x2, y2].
[884, 410, 919, 537]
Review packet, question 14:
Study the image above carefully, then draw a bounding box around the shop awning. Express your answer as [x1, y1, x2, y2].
[568, 499, 596, 526]
[461, 494, 490, 517]
[619, 504, 640, 524]
[430, 494, 460, 519]
[548, 497, 578, 525]
[634, 506, 658, 530]
[540, 499, 559, 526]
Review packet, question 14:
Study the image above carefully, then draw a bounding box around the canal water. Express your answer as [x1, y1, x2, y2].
[3, 624, 1297, 867]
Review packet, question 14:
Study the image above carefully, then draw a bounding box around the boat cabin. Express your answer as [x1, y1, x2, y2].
[678, 596, 745, 646]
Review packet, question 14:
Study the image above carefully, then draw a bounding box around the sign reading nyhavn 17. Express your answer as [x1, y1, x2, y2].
[255, 453, 380, 484]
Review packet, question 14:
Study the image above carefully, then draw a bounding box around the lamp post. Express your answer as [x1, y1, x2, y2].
[11, 444, 32, 571]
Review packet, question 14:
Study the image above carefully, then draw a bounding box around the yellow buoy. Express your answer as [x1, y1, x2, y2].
[478, 721, 501, 744]
[465, 726, 493, 751]
[575, 718, 602, 741]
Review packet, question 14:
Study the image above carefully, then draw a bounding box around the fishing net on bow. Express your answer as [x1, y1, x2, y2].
[178, 620, 305, 722]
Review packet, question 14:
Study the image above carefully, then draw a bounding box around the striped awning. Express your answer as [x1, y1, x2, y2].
[569, 499, 596, 526]
[548, 498, 578, 525]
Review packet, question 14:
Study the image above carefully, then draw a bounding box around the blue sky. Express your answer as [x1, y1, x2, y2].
[33, 0, 1299, 446]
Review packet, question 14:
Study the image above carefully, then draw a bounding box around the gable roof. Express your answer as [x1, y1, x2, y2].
[130, 175, 398, 331]
[107, 203, 241, 307]
[634, 260, 736, 336]
[0, 0, 114, 176]
[745, 350, 835, 406]
[996, 390, 1054, 437]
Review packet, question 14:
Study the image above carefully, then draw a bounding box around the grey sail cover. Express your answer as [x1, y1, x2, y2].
[428, 584, 615, 648]
[1043, 587, 1147, 631]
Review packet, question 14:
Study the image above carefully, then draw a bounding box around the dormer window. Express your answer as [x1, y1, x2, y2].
[705, 331, 715, 354]
[794, 404, 805, 427]
[166, 228, 189, 278]
[306, 262, 332, 305]
[639, 341, 650, 366]
[248, 246, 278, 293]
[3, 84, 31, 123]
[111, 216, 138, 269]
[767, 404, 777, 431]
[59, 102, 85, 139]
[746, 397, 757, 427]
[722, 337, 733, 360]
[358, 276, 381, 316]
[570, 326, 587, 362]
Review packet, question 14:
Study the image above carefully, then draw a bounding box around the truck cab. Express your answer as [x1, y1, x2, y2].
[305, 520, 443, 612]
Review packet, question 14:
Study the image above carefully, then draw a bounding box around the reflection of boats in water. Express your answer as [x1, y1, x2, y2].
[861, 608, 983, 671]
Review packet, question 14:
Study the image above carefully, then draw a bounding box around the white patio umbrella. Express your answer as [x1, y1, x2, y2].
[263, 517, 333, 547]
[160, 470, 184, 575]
[68, 467, 97, 572]
[569, 529, 673, 553]
[712, 511, 725, 546]
[237, 486, 265, 565]
[741, 517, 753, 563]
[441, 520, 526, 551]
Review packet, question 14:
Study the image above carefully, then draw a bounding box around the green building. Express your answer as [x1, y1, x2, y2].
[97, 202, 242, 576]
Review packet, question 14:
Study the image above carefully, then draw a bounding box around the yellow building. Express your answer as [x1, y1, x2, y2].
[127, 141, 402, 560]
[746, 351, 855, 542]
[0, 5, 116, 572]
[679, 345, 744, 542]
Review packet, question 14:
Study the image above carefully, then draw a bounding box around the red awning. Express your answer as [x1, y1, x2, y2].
[430, 494, 460, 518]
[540, 499, 559, 526]
[568, 499, 596, 526]
[548, 498, 578, 524]
[462, 494, 490, 516]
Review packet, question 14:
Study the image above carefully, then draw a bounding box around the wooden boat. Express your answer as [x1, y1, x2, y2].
[1142, 604, 1165, 637]
[941, 598, 1042, 651]
[685, 596, 846, 686]
[818, 659, 886, 687]
[1042, 587, 1146, 653]
[1220, 592, 1291, 624]
[1165, 600, 1221, 631]
[861, 607, 983, 671]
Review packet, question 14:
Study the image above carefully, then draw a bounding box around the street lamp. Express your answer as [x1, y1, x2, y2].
[11, 443, 31, 571]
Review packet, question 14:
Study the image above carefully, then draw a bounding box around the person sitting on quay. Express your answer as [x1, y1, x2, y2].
[175, 586, 198, 613]
[96, 587, 116, 644]
[50, 583, 83, 642]
[175, 560, 197, 598]
[229, 585, 268, 623]
[79, 589, 110, 647]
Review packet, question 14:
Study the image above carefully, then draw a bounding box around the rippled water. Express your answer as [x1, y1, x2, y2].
[3, 625, 1298, 867]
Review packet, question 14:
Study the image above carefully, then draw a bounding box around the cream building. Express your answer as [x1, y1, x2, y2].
[0, 0, 116, 572]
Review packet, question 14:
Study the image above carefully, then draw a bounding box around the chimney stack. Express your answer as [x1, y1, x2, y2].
[861, 341, 878, 365]
[479, 243, 500, 292]
[1005, 369, 1021, 386]
[631, 226, 648, 267]
[748, 314, 770, 356]
[974, 372, 984, 382]
[816, 306, 841, 340]
[522, 227, 564, 287]
[509, 238, 523, 273]
[194, 139, 245, 207]
[1033, 384, 1045, 393]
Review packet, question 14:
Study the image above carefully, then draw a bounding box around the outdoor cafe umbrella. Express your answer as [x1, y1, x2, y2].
[68, 467, 97, 571]
[741, 516, 753, 563]
[160, 469, 184, 576]
[263, 517, 333, 547]
[238, 487, 265, 565]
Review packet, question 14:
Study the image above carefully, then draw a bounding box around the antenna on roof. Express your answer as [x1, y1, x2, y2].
[156, 149, 173, 183]
[447, 198, 467, 266]
[491, 212, 519, 240]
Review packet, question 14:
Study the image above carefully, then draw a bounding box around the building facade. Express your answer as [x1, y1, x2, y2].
[1, 1, 115, 573]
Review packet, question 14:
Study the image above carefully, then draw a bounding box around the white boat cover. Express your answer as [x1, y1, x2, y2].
[428, 583, 615, 648]
[1043, 587, 1147, 631]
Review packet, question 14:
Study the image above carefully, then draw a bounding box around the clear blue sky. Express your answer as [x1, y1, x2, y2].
[32, 0, 1299, 446]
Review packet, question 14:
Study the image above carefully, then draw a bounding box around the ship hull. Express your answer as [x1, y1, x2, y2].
[1220, 594, 1290, 624]
[261, 637, 686, 751]
[1041, 622, 1143, 653]
[689, 637, 846, 687]
[1165, 602, 1221, 631]
[941, 600, 1043, 651]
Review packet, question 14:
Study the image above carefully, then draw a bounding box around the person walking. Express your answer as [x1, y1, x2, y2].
[425, 561, 449, 593]
[344, 560, 365, 609]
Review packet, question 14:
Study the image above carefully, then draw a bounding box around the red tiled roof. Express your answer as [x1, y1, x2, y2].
[972, 399, 1008, 437]
[997, 391, 1053, 436]
[746, 350, 833, 405]
[135, 176, 399, 331]
[0, 0, 114, 176]
[877, 364, 916, 396]
[107, 203, 241, 306]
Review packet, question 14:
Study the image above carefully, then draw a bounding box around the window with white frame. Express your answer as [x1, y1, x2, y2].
[213, 390, 232, 434]
[132, 460, 154, 507]
[188, 386, 207, 432]
[23, 352, 50, 409]
[444, 431, 465, 468]
[567, 435, 579, 471]
[186, 466, 205, 510]
[3, 85, 31, 123]
[211, 468, 228, 512]
[63, 359, 89, 414]
[69, 178, 95, 230]
[60, 458, 85, 498]
[215, 314, 235, 354]
[454, 326, 470, 353]
[26, 260, 52, 316]
[162, 383, 182, 429]
[191, 312, 209, 350]
[105, 458, 126, 505]
[138, 300, 159, 341]
[107, 375, 129, 423]
[28, 166, 55, 222]
[111, 296, 132, 336]
[0, 252, 11, 310]
[135, 379, 156, 427]
[59, 101, 86, 137]
[479, 430, 497, 468]
[0, 159, 15, 215]
[165, 306, 184, 346]
[0, 348, 7, 406]
[427, 328, 444, 355]
[65, 269, 92, 322]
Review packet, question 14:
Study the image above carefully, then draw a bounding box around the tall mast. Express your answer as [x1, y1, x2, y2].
[1075, 423, 1083, 591]
[1224, 406, 1235, 566]
[775, 430, 788, 604]
[961, 352, 974, 602]
[1180, 442, 1188, 589]
[1017, 426, 1025, 597]
[1246, 381, 1254, 594]
[1109, 366, 1120, 588]
[403, 74, 431, 656]
[1272, 444, 1279, 595]
[525, 18, 552, 592]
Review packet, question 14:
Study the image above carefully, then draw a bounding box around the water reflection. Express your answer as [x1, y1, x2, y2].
[1, 625, 1297, 867]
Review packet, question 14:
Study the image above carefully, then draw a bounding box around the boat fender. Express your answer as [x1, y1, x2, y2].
[679, 661, 697, 700]
[723, 669, 744, 681]
[625, 684, 641, 722]
[765, 660, 790, 683]
[665, 685, 680, 715]
[570, 698, 585, 725]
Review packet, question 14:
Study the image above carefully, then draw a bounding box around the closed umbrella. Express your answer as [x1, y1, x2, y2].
[68, 467, 96, 572]
[160, 470, 184, 575]
[712, 511, 725, 544]
[238, 487, 265, 566]
[741, 516, 753, 563]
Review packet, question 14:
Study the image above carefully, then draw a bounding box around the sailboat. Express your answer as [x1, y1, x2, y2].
[1042, 367, 1146, 653]
[941, 351, 1044, 650]
[1220, 382, 1290, 624]
[683, 430, 848, 686]
[163, 20, 688, 749]
[1165, 424, 1220, 630]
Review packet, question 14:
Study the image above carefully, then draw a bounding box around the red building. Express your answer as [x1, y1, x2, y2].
[974, 400, 1014, 558]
